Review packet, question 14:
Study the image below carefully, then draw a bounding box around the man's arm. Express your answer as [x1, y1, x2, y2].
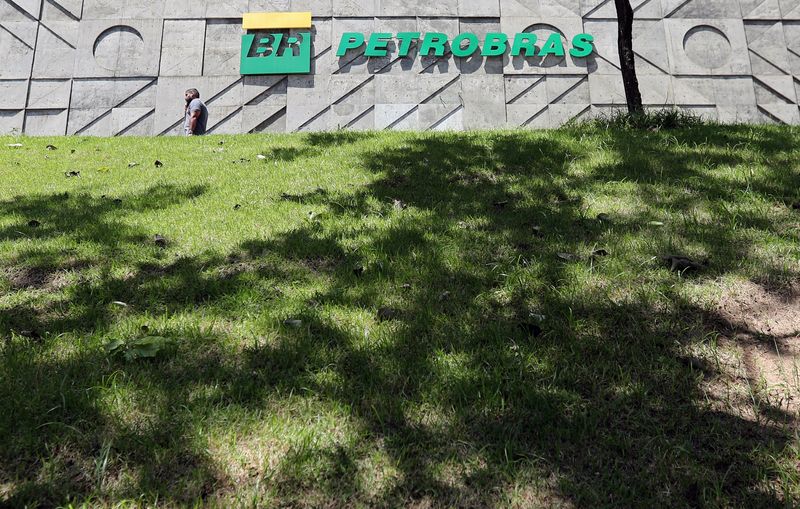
[188, 109, 201, 135]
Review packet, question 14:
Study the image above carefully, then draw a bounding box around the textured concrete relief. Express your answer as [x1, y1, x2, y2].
[2, 0, 800, 134]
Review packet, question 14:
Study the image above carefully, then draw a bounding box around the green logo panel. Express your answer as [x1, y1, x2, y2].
[241, 31, 311, 75]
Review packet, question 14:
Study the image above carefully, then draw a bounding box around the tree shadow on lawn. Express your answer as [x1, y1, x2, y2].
[1, 129, 799, 507]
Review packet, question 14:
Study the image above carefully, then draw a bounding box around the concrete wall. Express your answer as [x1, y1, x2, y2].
[1, 0, 799, 135]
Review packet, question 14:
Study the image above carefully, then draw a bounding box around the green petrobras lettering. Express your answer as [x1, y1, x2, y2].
[539, 33, 565, 57]
[396, 32, 420, 57]
[569, 33, 594, 57]
[336, 32, 365, 56]
[511, 33, 537, 57]
[240, 31, 311, 75]
[451, 32, 479, 57]
[482, 33, 508, 57]
[365, 32, 392, 57]
[420, 32, 448, 56]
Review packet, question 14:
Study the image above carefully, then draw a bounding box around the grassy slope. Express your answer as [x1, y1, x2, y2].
[0, 127, 798, 507]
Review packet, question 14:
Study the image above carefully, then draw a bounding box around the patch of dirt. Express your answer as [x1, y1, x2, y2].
[711, 281, 800, 420]
[299, 256, 341, 273]
[4, 260, 87, 291]
[6, 266, 50, 289]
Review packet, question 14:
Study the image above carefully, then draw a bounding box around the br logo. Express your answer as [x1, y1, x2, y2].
[240, 12, 312, 75]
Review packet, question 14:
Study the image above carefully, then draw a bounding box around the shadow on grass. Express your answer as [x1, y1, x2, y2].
[1, 128, 798, 507]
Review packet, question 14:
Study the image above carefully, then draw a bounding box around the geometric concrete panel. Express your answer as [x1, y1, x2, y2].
[375, 103, 419, 129]
[162, 0, 207, 19]
[203, 20, 242, 76]
[461, 75, 506, 129]
[333, 0, 377, 17]
[506, 104, 550, 128]
[206, 0, 248, 18]
[758, 102, 800, 123]
[117, 108, 155, 135]
[0, 110, 24, 134]
[27, 79, 73, 108]
[292, 0, 331, 16]
[41, 0, 84, 21]
[0, 80, 30, 108]
[82, 0, 165, 19]
[754, 75, 797, 102]
[459, 0, 500, 16]
[666, 0, 741, 18]
[0, 23, 37, 79]
[206, 106, 243, 134]
[74, 20, 163, 77]
[24, 109, 68, 135]
[745, 21, 790, 75]
[664, 19, 751, 75]
[241, 103, 286, 133]
[160, 20, 206, 77]
[741, 0, 782, 20]
[67, 107, 113, 135]
[0, 0, 42, 20]
[379, 0, 459, 17]
[31, 21, 79, 78]
[421, 103, 463, 130]
[70, 78, 155, 109]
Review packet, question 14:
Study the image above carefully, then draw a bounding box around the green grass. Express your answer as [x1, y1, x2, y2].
[1, 127, 799, 508]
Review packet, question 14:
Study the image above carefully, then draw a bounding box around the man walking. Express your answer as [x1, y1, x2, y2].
[184, 88, 209, 136]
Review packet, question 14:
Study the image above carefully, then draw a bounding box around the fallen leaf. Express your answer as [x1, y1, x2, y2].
[557, 252, 580, 262]
[128, 162, 138, 168]
[6, 143, 22, 148]
[519, 322, 542, 337]
[111, 301, 128, 307]
[377, 307, 399, 321]
[661, 255, 708, 273]
[257, 154, 267, 160]
[648, 221, 665, 227]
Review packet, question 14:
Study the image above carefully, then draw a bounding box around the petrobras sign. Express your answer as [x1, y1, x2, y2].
[241, 12, 595, 75]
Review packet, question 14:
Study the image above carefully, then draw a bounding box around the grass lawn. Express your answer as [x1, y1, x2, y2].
[1, 127, 799, 507]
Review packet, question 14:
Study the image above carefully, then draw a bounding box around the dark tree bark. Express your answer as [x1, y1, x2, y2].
[614, 0, 643, 114]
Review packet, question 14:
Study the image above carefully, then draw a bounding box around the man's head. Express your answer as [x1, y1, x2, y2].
[184, 88, 200, 104]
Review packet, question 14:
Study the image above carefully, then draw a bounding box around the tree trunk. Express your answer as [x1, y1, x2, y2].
[614, 0, 643, 114]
